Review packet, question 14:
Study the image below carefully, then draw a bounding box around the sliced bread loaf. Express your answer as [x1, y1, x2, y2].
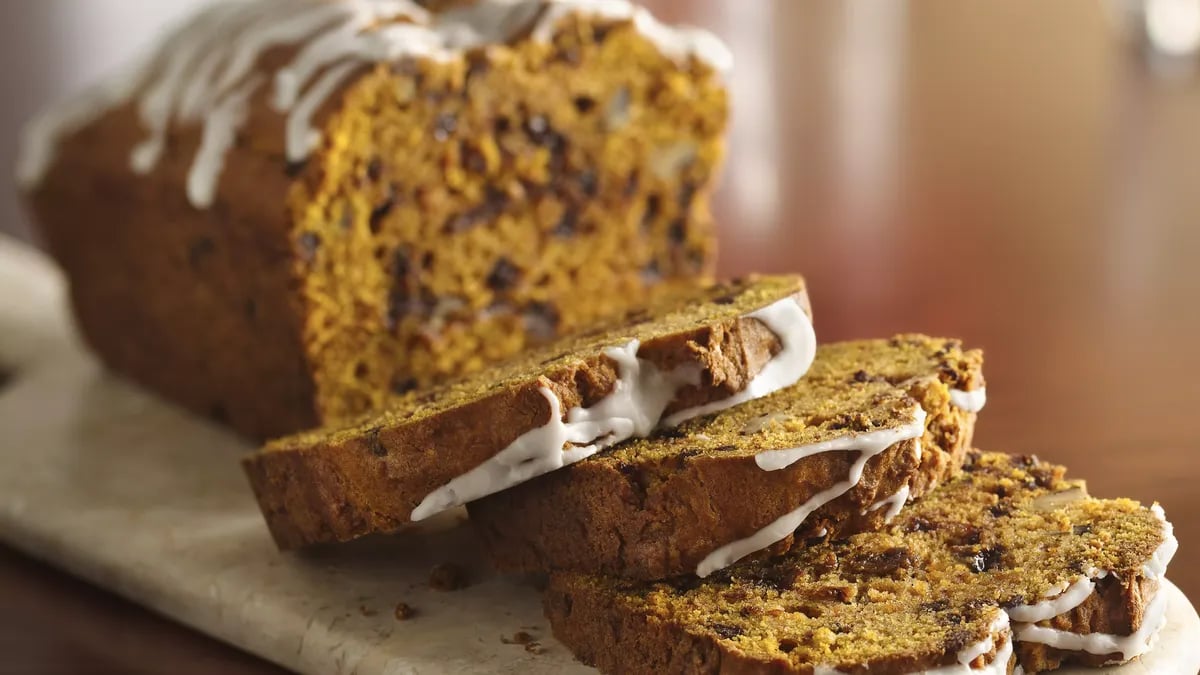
[469, 335, 984, 580]
[243, 275, 813, 549]
[545, 451, 1177, 674]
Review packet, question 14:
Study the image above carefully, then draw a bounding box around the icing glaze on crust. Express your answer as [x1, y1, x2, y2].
[663, 296, 816, 426]
[696, 406, 927, 577]
[409, 341, 702, 520]
[1013, 585, 1167, 664]
[1006, 575, 1107, 624]
[17, 0, 732, 207]
[865, 481, 911, 522]
[949, 387, 987, 413]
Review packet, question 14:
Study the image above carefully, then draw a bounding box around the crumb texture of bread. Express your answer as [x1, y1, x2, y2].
[545, 452, 1173, 675]
[469, 335, 984, 580]
[243, 276, 810, 549]
[21, 0, 729, 440]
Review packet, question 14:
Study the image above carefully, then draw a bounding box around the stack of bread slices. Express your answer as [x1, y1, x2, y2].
[244, 274, 1177, 675]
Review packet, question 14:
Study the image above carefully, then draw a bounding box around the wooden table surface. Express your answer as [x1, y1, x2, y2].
[2, 1, 1198, 672]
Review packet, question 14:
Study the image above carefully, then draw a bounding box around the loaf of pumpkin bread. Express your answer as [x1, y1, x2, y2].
[18, 0, 730, 439]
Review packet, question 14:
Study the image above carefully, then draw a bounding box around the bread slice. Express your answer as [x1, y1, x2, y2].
[243, 275, 813, 549]
[545, 452, 1177, 675]
[469, 335, 985, 580]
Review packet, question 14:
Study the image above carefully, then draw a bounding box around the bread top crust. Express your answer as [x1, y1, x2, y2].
[546, 452, 1174, 674]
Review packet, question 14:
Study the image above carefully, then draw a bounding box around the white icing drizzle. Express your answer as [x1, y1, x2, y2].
[196, 2, 360, 118]
[130, 2, 276, 175]
[411, 385, 577, 522]
[663, 297, 816, 427]
[565, 341, 702, 441]
[1012, 579, 1169, 661]
[187, 75, 264, 208]
[18, 0, 731, 209]
[285, 59, 364, 163]
[1005, 573, 1105, 623]
[866, 482, 910, 522]
[272, 3, 434, 111]
[695, 407, 927, 577]
[753, 407, 926, 472]
[15, 58, 151, 189]
[938, 612, 1012, 675]
[410, 338, 700, 520]
[949, 387, 987, 413]
[955, 613, 1002, 667]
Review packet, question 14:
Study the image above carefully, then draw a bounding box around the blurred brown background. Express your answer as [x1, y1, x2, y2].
[2, 0, 1198, 672]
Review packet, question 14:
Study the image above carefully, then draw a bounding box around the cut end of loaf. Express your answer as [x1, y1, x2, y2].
[291, 11, 729, 423]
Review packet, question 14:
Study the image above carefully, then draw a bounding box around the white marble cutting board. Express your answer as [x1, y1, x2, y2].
[0, 235, 1197, 675]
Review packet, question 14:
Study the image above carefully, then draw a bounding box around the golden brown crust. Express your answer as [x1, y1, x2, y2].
[543, 579, 734, 674]
[469, 336, 982, 580]
[244, 276, 808, 549]
[545, 452, 1169, 675]
[28, 91, 318, 440]
[24, 7, 727, 440]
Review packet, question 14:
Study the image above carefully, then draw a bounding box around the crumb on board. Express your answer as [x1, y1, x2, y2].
[501, 631, 535, 645]
[429, 562, 469, 591]
[524, 642, 547, 655]
[359, 604, 378, 617]
[394, 602, 416, 621]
